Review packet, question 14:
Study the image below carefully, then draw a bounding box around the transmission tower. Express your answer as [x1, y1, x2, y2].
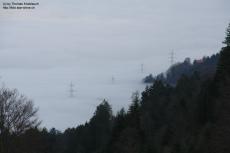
[112, 76, 115, 84]
[170, 50, 175, 65]
[141, 63, 144, 73]
[69, 82, 75, 98]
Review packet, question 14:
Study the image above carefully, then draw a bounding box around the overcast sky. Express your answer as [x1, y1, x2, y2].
[0, 0, 229, 130]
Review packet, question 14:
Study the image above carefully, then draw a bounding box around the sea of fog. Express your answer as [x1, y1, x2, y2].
[0, 0, 228, 130]
[0, 59, 166, 130]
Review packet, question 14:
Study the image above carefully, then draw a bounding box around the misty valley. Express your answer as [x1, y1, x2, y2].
[0, 0, 230, 152]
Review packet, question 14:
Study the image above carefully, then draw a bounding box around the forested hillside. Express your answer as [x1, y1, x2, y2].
[143, 53, 220, 85]
[0, 23, 230, 153]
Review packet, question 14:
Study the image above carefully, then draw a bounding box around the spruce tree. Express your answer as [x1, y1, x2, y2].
[223, 23, 230, 46]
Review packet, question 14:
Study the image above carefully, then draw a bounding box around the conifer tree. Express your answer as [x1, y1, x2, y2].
[223, 23, 230, 46]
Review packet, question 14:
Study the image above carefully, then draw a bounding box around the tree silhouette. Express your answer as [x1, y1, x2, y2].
[223, 23, 230, 46]
[0, 88, 40, 153]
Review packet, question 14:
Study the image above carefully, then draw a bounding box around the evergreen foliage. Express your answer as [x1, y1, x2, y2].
[223, 23, 230, 46]
[143, 54, 220, 85]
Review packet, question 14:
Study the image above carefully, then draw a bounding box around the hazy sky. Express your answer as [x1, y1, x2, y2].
[0, 0, 229, 130]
